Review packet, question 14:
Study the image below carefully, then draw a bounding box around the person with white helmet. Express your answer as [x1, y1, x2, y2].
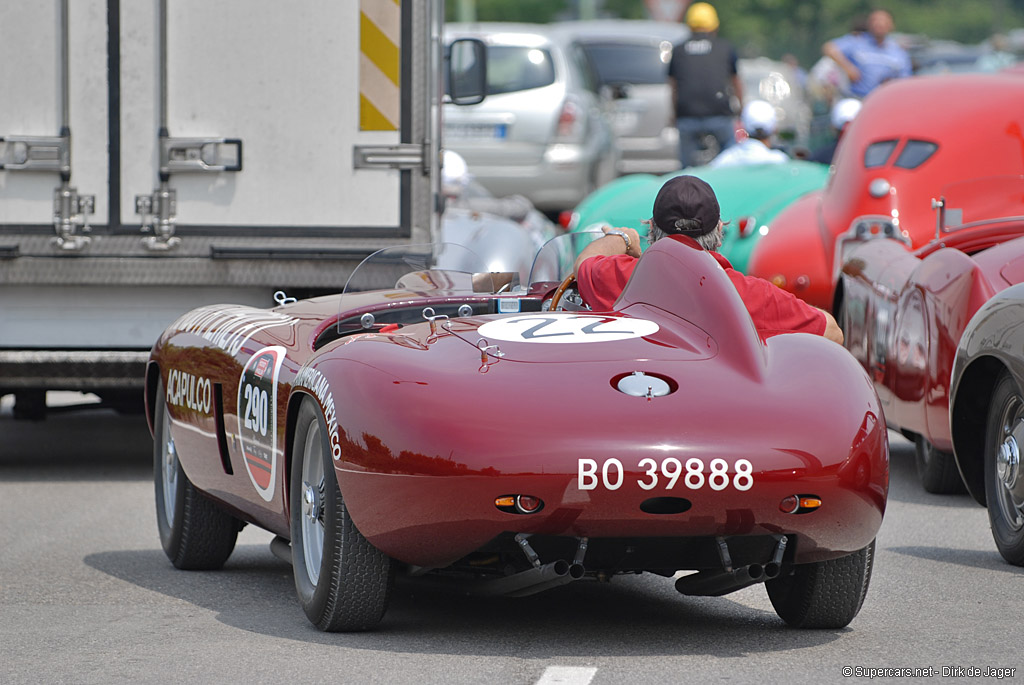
[708, 100, 789, 168]
[441, 149, 534, 222]
[810, 98, 862, 164]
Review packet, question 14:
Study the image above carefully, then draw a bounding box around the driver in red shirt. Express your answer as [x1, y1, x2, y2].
[573, 175, 843, 344]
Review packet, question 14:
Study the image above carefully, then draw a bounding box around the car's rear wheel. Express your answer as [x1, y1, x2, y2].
[915, 436, 965, 494]
[153, 378, 239, 570]
[984, 371, 1024, 566]
[765, 540, 874, 629]
[289, 397, 393, 631]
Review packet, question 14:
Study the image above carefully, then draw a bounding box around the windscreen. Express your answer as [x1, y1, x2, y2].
[486, 46, 556, 95]
[580, 42, 668, 85]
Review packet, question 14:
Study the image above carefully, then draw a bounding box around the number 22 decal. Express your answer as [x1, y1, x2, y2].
[517, 316, 631, 339]
[476, 314, 659, 344]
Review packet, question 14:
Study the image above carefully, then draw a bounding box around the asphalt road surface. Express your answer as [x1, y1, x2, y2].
[1, 396, 1022, 684]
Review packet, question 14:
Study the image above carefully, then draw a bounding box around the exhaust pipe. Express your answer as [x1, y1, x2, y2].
[473, 560, 574, 597]
[675, 564, 765, 597]
[506, 562, 585, 597]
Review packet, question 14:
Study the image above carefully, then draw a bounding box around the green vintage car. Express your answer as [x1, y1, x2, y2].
[565, 160, 829, 273]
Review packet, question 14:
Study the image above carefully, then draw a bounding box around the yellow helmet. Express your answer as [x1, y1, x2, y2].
[686, 2, 720, 32]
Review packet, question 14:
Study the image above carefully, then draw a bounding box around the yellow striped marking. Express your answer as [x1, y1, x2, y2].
[360, 0, 400, 131]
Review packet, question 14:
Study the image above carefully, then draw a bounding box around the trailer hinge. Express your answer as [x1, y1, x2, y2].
[136, 184, 180, 251]
[0, 134, 96, 252]
[134, 137, 240, 251]
[352, 143, 427, 172]
[52, 184, 95, 251]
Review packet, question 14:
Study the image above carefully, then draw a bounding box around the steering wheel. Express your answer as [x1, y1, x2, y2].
[548, 274, 577, 311]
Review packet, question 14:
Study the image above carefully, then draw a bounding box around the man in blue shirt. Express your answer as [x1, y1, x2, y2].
[822, 9, 911, 99]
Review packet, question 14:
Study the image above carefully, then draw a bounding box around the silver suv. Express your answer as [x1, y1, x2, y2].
[558, 20, 689, 175]
[444, 23, 617, 213]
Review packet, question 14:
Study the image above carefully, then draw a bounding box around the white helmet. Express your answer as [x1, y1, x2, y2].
[441, 149, 471, 198]
[741, 100, 778, 138]
[831, 98, 862, 131]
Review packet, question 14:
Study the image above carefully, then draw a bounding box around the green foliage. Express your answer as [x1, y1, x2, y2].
[446, 0, 1024, 69]
[446, 0, 569, 23]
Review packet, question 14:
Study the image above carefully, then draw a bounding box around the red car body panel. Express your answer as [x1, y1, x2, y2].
[840, 227, 1024, 450]
[748, 73, 1024, 310]
[147, 237, 887, 574]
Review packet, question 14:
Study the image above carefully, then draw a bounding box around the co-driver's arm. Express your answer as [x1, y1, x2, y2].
[573, 226, 642, 276]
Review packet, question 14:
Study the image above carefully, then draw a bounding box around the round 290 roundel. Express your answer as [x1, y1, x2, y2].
[237, 345, 286, 502]
[477, 313, 659, 344]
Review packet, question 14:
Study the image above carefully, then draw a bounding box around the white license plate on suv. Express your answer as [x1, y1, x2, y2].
[445, 123, 508, 139]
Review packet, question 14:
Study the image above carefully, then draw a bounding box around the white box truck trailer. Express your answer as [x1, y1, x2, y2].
[0, 0, 493, 417]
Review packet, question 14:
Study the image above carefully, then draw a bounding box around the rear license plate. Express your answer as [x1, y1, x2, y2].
[445, 123, 508, 139]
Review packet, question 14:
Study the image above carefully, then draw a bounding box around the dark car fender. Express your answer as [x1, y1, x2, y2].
[950, 285, 1024, 505]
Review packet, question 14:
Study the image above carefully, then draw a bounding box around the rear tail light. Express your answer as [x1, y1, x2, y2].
[495, 494, 545, 514]
[556, 99, 582, 140]
[737, 216, 757, 239]
[780, 494, 822, 514]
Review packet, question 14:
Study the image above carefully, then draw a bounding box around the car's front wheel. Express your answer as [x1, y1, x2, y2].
[984, 371, 1024, 566]
[153, 378, 239, 570]
[289, 397, 393, 631]
[765, 540, 874, 629]
[915, 436, 965, 494]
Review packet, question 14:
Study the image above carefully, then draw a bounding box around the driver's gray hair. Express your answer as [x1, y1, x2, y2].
[648, 219, 724, 252]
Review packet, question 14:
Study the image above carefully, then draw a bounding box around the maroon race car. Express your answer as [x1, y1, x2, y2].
[146, 232, 887, 631]
[840, 176, 1024, 494]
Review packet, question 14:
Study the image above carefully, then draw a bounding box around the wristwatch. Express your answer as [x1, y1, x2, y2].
[605, 229, 631, 252]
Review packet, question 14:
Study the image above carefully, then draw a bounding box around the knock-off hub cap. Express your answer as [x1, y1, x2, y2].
[302, 482, 319, 524]
[997, 436, 1019, 487]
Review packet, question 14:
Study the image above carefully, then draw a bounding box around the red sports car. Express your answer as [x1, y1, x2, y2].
[840, 176, 1024, 494]
[147, 233, 887, 631]
[747, 72, 1024, 312]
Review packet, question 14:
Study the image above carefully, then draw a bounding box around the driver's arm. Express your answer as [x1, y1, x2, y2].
[820, 309, 844, 345]
[573, 226, 643, 276]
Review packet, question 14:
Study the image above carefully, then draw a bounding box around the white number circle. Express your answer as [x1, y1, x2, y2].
[476, 314, 659, 344]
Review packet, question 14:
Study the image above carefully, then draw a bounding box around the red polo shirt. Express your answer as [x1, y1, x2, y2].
[577, 249, 826, 341]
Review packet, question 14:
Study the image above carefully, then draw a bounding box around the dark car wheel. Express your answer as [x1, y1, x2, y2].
[915, 436, 966, 494]
[766, 540, 874, 629]
[289, 397, 393, 631]
[153, 378, 239, 570]
[984, 371, 1024, 566]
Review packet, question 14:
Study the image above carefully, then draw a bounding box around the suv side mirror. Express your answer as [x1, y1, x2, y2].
[447, 38, 487, 106]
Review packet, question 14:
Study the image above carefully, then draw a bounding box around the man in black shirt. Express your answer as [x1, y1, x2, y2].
[667, 2, 743, 168]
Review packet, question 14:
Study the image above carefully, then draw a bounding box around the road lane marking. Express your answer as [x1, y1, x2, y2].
[536, 666, 598, 685]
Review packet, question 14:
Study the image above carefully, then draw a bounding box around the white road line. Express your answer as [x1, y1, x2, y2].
[535, 666, 598, 685]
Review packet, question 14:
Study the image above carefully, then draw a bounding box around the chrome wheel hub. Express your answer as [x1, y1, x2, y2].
[302, 481, 320, 525]
[995, 408, 1024, 532]
[161, 417, 178, 523]
[997, 436, 1020, 488]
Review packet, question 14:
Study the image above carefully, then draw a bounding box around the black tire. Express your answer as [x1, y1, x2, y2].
[915, 436, 966, 494]
[983, 371, 1024, 566]
[766, 540, 875, 629]
[289, 397, 393, 631]
[153, 378, 239, 570]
